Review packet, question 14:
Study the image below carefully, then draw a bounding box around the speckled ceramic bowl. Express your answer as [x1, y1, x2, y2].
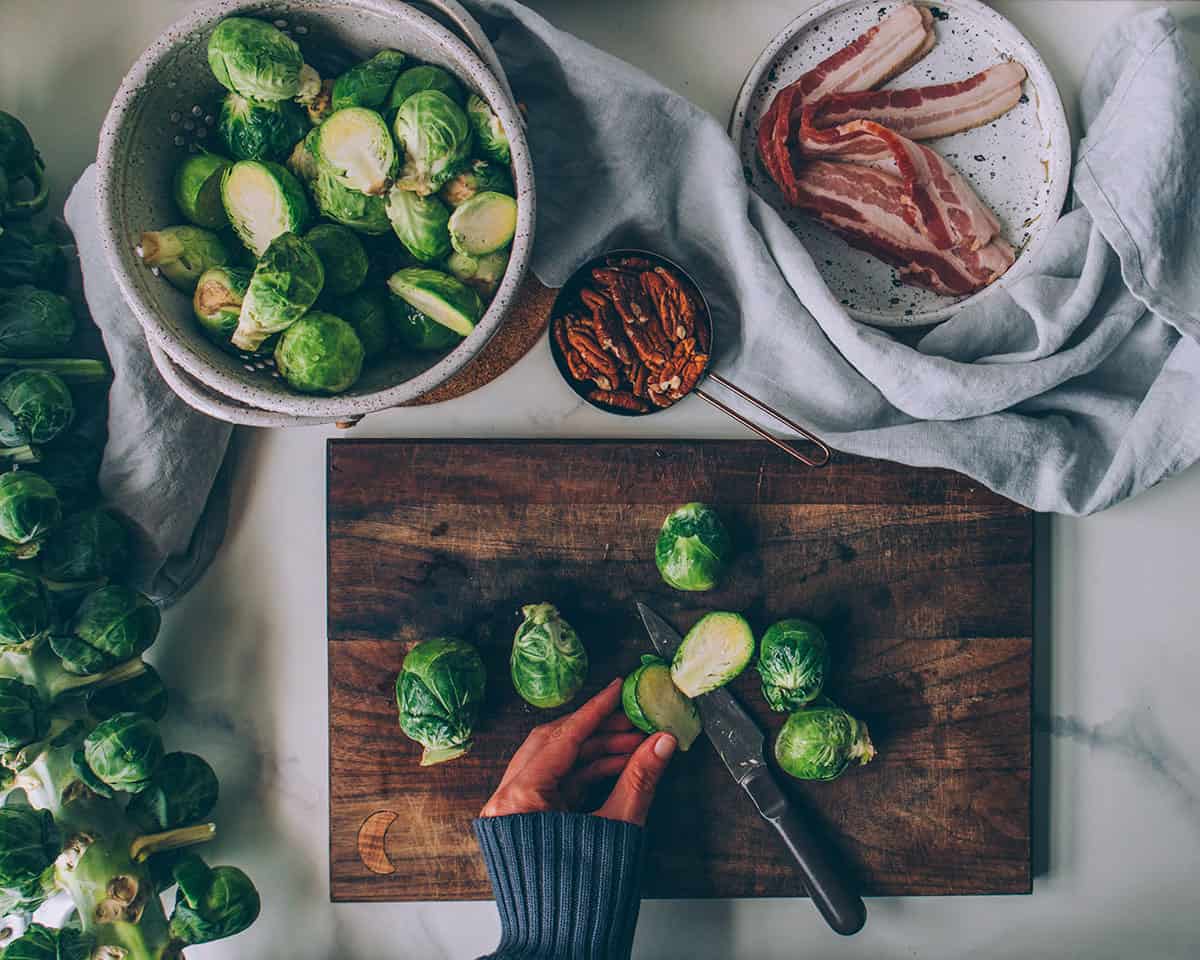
[97, 0, 534, 420]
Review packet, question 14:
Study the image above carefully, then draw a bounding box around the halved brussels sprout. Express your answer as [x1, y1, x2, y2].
[465, 93, 511, 164]
[774, 697, 875, 781]
[336, 289, 390, 363]
[396, 636, 486, 765]
[0, 285, 75, 358]
[0, 471, 60, 555]
[670, 611, 755, 698]
[655, 502, 732, 592]
[217, 93, 308, 163]
[193, 265, 252, 345]
[312, 167, 392, 235]
[139, 226, 231, 292]
[440, 159, 514, 208]
[621, 655, 700, 750]
[448, 191, 517, 257]
[386, 65, 465, 117]
[0, 370, 74, 446]
[385, 188, 452, 263]
[757, 619, 828, 712]
[511, 603, 588, 709]
[207, 17, 305, 102]
[173, 153, 231, 229]
[387, 294, 462, 352]
[273, 311, 364, 395]
[220, 160, 310, 257]
[305, 223, 368, 295]
[446, 248, 509, 299]
[314, 107, 397, 197]
[0, 569, 50, 649]
[332, 50, 407, 112]
[230, 233, 324, 352]
[387, 267, 482, 337]
[393, 90, 472, 196]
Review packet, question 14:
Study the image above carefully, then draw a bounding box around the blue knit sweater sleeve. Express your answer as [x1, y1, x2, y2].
[473, 812, 646, 959]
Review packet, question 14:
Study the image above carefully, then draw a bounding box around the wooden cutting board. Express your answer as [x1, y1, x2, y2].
[327, 440, 1032, 901]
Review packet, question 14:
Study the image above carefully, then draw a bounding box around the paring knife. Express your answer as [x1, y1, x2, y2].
[636, 601, 867, 937]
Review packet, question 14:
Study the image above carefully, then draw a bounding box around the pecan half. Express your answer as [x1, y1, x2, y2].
[564, 321, 620, 383]
[592, 268, 655, 327]
[640, 269, 677, 343]
[580, 287, 634, 363]
[588, 389, 650, 413]
[655, 266, 707, 348]
[627, 360, 651, 399]
[552, 315, 574, 361]
[623, 321, 668, 369]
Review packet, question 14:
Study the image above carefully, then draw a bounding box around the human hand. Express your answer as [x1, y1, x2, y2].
[480, 678, 677, 826]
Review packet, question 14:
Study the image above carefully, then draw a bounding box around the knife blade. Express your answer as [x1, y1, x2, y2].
[635, 601, 866, 936]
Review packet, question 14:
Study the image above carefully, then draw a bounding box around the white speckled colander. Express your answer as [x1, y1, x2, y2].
[97, 0, 534, 422]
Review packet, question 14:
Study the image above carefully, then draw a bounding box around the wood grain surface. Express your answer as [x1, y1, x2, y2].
[328, 441, 1033, 901]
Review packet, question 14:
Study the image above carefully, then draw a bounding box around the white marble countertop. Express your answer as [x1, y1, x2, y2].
[4, 1, 1200, 957]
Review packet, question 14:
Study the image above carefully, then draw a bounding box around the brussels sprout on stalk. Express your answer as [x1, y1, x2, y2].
[392, 90, 472, 196]
[511, 603, 588, 709]
[168, 854, 261, 945]
[0, 472, 60, 557]
[388, 267, 482, 337]
[315, 107, 397, 197]
[217, 93, 309, 163]
[388, 294, 462, 352]
[0, 569, 50, 649]
[0, 228, 67, 291]
[0, 676, 48, 753]
[447, 248, 509, 299]
[396, 637, 486, 765]
[0, 369, 75, 446]
[465, 93, 511, 164]
[670, 611, 755, 698]
[448, 191, 517, 257]
[230, 232, 324, 352]
[655, 502, 732, 592]
[337, 288, 391, 362]
[51, 584, 160, 676]
[127, 752, 219, 832]
[312, 167, 392, 235]
[25, 442, 98, 513]
[0, 924, 93, 960]
[77, 710, 163, 794]
[273, 311, 364, 395]
[440, 159, 514, 208]
[774, 698, 875, 781]
[621, 655, 700, 750]
[0, 111, 49, 219]
[87, 663, 168, 722]
[386, 65, 465, 117]
[305, 223, 369, 295]
[0, 286, 75, 357]
[193, 265, 252, 346]
[39, 507, 131, 585]
[220, 160, 310, 257]
[173, 153, 231, 228]
[207, 17, 305, 102]
[0, 807, 59, 913]
[139, 226, 231, 292]
[332, 50, 407, 112]
[386, 187, 452, 263]
[758, 619, 828, 712]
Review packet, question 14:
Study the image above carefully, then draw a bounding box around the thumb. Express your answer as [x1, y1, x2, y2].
[596, 732, 677, 826]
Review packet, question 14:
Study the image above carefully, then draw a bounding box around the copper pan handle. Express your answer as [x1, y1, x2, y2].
[695, 373, 832, 468]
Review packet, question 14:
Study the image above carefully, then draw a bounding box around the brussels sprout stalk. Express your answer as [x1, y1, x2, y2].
[0, 358, 109, 384]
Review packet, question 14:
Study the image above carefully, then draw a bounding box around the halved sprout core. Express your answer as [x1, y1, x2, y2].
[221, 161, 307, 257]
[316, 108, 396, 197]
[630, 661, 700, 751]
[447, 191, 517, 257]
[670, 611, 755, 698]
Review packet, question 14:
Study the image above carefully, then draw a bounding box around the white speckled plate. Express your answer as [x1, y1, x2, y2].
[730, 0, 1070, 326]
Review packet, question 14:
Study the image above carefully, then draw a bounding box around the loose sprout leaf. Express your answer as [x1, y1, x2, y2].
[774, 698, 876, 781]
[655, 502, 732, 592]
[757, 619, 828, 712]
[621, 656, 701, 750]
[511, 603, 588, 709]
[670, 611, 755, 698]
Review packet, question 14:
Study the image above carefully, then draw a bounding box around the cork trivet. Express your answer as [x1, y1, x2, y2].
[401, 275, 556, 406]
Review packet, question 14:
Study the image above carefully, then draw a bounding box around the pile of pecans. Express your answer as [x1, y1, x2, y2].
[552, 255, 711, 413]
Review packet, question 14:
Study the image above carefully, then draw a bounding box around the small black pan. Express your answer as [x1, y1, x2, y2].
[548, 248, 832, 467]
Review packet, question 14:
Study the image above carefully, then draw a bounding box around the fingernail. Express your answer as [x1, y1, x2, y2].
[608, 678, 622, 689]
[654, 733, 677, 759]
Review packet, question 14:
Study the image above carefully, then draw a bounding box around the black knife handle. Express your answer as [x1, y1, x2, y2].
[744, 771, 866, 936]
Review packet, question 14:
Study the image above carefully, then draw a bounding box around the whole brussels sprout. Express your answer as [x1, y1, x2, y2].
[0, 111, 48, 219]
[274, 311, 364, 395]
[388, 267, 482, 337]
[0, 369, 75, 445]
[655, 502, 732, 592]
[332, 50, 407, 112]
[393, 90, 472, 196]
[0, 924, 93, 960]
[193, 265, 252, 346]
[127, 752, 219, 832]
[230, 232, 324, 352]
[0, 228, 68, 291]
[774, 698, 876, 781]
[207, 17, 305, 102]
[217, 93, 308, 163]
[396, 636, 486, 765]
[24, 441, 98, 513]
[336, 288, 390, 362]
[440, 159, 514, 208]
[314, 107, 397, 198]
[446, 248, 509, 300]
[51, 584, 161, 675]
[387, 294, 462, 352]
[0, 569, 50, 649]
[0, 807, 59, 912]
[757, 619, 828, 712]
[79, 710, 164, 794]
[0, 286, 75, 357]
[0, 676, 47, 752]
[386, 187, 452, 263]
[305, 223, 368, 295]
[448, 191, 517, 257]
[168, 854, 261, 945]
[220, 160, 310, 257]
[511, 603, 588, 709]
[139, 226, 231, 292]
[173, 152, 231, 229]
[38, 507, 131, 584]
[386, 65, 465, 117]
[465, 93, 511, 164]
[621, 654, 701, 750]
[0, 472, 60, 555]
[87, 663, 168, 722]
[312, 167, 392, 235]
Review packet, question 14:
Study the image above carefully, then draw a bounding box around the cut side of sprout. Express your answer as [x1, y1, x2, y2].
[448, 191, 517, 257]
[670, 612, 756, 698]
[623, 658, 701, 750]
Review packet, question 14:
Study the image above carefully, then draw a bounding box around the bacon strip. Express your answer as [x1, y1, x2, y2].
[792, 161, 1014, 296]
